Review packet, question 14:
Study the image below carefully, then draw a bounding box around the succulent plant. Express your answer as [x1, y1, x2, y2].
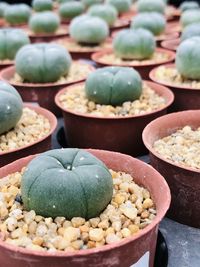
[106, 0, 131, 14]
[59, 1, 85, 20]
[0, 81, 23, 135]
[113, 28, 156, 60]
[181, 23, 200, 41]
[81, 0, 103, 8]
[21, 148, 113, 219]
[180, 9, 200, 28]
[0, 29, 30, 60]
[137, 0, 166, 14]
[69, 14, 109, 44]
[29, 11, 60, 34]
[0, 2, 9, 18]
[88, 4, 118, 26]
[32, 0, 53, 11]
[176, 37, 200, 80]
[15, 43, 72, 83]
[4, 4, 31, 25]
[85, 66, 142, 106]
[131, 12, 166, 36]
[180, 1, 199, 12]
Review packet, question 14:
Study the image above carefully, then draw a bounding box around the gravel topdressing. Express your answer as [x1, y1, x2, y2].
[154, 126, 200, 169]
[0, 107, 51, 153]
[0, 169, 156, 252]
[58, 83, 166, 117]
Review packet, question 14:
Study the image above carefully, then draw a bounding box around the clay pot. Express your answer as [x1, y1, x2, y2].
[150, 63, 200, 112]
[0, 61, 14, 72]
[0, 64, 95, 116]
[55, 81, 174, 156]
[161, 38, 180, 51]
[110, 18, 130, 32]
[92, 48, 175, 80]
[0, 104, 57, 168]
[143, 110, 200, 228]
[166, 21, 181, 34]
[0, 149, 171, 267]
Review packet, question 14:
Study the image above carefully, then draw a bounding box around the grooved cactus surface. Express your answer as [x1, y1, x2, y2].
[32, 0, 53, 12]
[0, 2, 9, 18]
[180, 1, 199, 12]
[85, 66, 142, 105]
[0, 28, 30, 60]
[137, 0, 166, 14]
[106, 0, 131, 14]
[21, 149, 113, 219]
[4, 4, 31, 25]
[181, 9, 200, 28]
[0, 81, 23, 135]
[81, 0, 103, 8]
[15, 43, 72, 83]
[59, 1, 85, 19]
[181, 23, 200, 41]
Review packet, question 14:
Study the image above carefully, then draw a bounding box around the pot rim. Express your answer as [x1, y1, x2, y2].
[150, 63, 200, 90]
[91, 48, 176, 68]
[160, 38, 180, 51]
[0, 149, 171, 258]
[0, 103, 57, 156]
[0, 63, 95, 88]
[142, 110, 200, 174]
[55, 80, 174, 120]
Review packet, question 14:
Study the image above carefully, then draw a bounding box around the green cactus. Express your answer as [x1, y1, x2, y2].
[59, 1, 85, 20]
[69, 14, 109, 44]
[0, 2, 9, 18]
[15, 43, 72, 83]
[0, 29, 30, 60]
[137, 0, 166, 14]
[0, 81, 23, 135]
[180, 1, 199, 12]
[131, 12, 166, 36]
[32, 0, 53, 11]
[21, 148, 113, 219]
[88, 4, 118, 26]
[81, 0, 103, 8]
[85, 66, 142, 106]
[106, 0, 131, 14]
[29, 12, 60, 34]
[4, 4, 31, 25]
[176, 37, 200, 80]
[181, 23, 200, 41]
[113, 28, 156, 60]
[181, 9, 200, 28]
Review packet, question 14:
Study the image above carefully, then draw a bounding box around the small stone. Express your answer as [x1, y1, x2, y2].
[71, 217, 85, 227]
[36, 225, 48, 237]
[89, 228, 104, 242]
[89, 218, 100, 228]
[63, 227, 80, 242]
[120, 205, 138, 220]
[121, 228, 131, 238]
[128, 224, 140, 234]
[106, 234, 121, 244]
[32, 237, 43, 246]
[143, 199, 154, 209]
[71, 240, 84, 250]
[24, 210, 36, 224]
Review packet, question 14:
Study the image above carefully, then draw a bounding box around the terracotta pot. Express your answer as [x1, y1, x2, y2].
[0, 18, 5, 26]
[0, 104, 57, 168]
[55, 81, 174, 156]
[166, 21, 181, 33]
[143, 110, 200, 227]
[92, 48, 175, 80]
[110, 18, 130, 32]
[0, 64, 95, 116]
[0, 61, 14, 72]
[150, 63, 200, 112]
[0, 149, 171, 267]
[161, 38, 180, 51]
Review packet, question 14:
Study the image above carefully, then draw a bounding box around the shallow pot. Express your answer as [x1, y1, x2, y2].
[0, 64, 95, 116]
[0, 149, 171, 267]
[161, 38, 180, 51]
[150, 63, 200, 112]
[0, 104, 57, 168]
[55, 81, 174, 156]
[0, 61, 14, 72]
[143, 110, 200, 228]
[92, 48, 175, 80]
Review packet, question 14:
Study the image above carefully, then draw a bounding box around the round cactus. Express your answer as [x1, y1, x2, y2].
[81, 0, 103, 8]
[181, 9, 200, 28]
[0, 2, 9, 18]
[113, 28, 156, 60]
[0, 81, 23, 135]
[21, 148, 113, 219]
[88, 4, 118, 26]
[59, 1, 85, 20]
[4, 4, 31, 25]
[180, 1, 199, 12]
[137, 0, 166, 14]
[29, 12, 60, 34]
[32, 0, 53, 11]
[0, 29, 30, 60]
[181, 23, 200, 41]
[131, 12, 166, 36]
[106, 0, 131, 14]
[176, 37, 200, 80]
[85, 66, 142, 106]
[69, 15, 109, 44]
[15, 43, 72, 83]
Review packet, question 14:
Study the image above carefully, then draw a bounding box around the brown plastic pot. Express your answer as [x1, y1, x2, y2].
[0, 64, 95, 116]
[150, 63, 200, 112]
[92, 48, 175, 80]
[55, 81, 174, 156]
[161, 38, 180, 51]
[0, 104, 57, 168]
[143, 110, 200, 228]
[0, 149, 171, 267]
